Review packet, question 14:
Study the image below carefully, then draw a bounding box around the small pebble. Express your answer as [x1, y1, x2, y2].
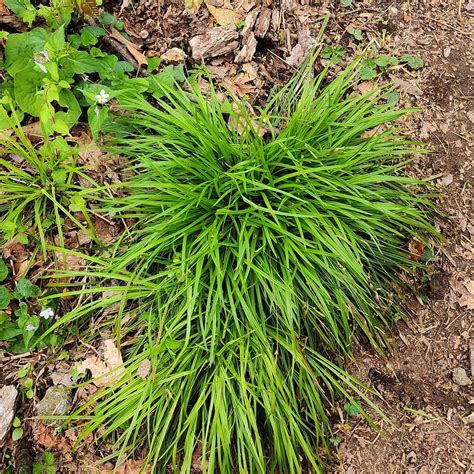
[462, 413, 474, 424]
[452, 367, 471, 386]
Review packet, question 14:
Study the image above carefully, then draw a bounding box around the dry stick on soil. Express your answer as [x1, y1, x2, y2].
[101, 36, 141, 72]
[470, 339, 474, 378]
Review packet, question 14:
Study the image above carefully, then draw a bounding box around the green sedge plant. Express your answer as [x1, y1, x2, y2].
[44, 60, 439, 472]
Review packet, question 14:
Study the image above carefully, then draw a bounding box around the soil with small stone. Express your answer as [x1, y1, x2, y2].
[0, 0, 472, 472]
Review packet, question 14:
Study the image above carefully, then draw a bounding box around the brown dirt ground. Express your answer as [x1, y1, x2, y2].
[1, 0, 472, 472]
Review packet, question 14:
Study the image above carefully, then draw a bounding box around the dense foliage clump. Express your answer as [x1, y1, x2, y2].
[55, 64, 438, 472]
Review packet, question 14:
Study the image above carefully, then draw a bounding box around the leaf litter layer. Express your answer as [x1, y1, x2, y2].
[46, 61, 439, 472]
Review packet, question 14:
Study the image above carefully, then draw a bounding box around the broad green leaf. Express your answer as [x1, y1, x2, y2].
[344, 402, 360, 417]
[80, 25, 106, 46]
[45, 25, 66, 53]
[56, 89, 81, 126]
[87, 105, 108, 140]
[385, 91, 400, 105]
[0, 323, 22, 340]
[374, 55, 399, 68]
[0, 259, 9, 282]
[62, 50, 103, 75]
[400, 54, 424, 70]
[52, 118, 70, 135]
[359, 62, 377, 80]
[348, 27, 362, 41]
[69, 195, 86, 212]
[12, 427, 23, 441]
[5, 0, 36, 25]
[14, 68, 42, 116]
[15, 277, 40, 299]
[0, 286, 11, 309]
[4, 28, 47, 75]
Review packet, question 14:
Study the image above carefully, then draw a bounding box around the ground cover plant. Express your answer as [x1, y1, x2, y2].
[41, 60, 440, 472]
[0, 1, 185, 250]
[0, 102, 99, 254]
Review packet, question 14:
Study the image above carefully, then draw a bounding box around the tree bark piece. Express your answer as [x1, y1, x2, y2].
[189, 26, 239, 60]
[0, 385, 17, 441]
[255, 7, 272, 38]
[235, 32, 257, 63]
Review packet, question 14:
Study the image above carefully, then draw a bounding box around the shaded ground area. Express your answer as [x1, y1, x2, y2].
[0, 0, 472, 471]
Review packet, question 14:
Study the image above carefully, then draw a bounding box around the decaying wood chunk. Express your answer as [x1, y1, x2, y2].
[189, 26, 239, 60]
[242, 7, 260, 35]
[255, 7, 272, 38]
[271, 9, 281, 32]
[235, 32, 258, 63]
[0, 386, 17, 441]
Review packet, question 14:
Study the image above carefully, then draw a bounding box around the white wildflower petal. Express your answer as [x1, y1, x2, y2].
[39, 308, 54, 320]
[34, 61, 48, 73]
[39, 49, 49, 61]
[25, 324, 37, 332]
[95, 89, 110, 105]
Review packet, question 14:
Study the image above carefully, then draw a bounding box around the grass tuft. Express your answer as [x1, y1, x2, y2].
[50, 62, 439, 472]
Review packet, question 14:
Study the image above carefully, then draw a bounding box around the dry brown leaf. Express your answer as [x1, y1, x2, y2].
[361, 125, 383, 139]
[126, 44, 148, 67]
[357, 81, 378, 97]
[55, 251, 86, 272]
[408, 237, 425, 261]
[0, 121, 42, 142]
[35, 424, 71, 452]
[205, 1, 238, 26]
[286, 29, 315, 67]
[74, 339, 124, 387]
[116, 460, 151, 474]
[391, 76, 423, 97]
[0, 0, 9, 14]
[3, 237, 30, 277]
[94, 218, 118, 244]
[109, 28, 148, 67]
[185, 0, 204, 13]
[76, 0, 100, 17]
[137, 358, 152, 379]
[459, 280, 474, 309]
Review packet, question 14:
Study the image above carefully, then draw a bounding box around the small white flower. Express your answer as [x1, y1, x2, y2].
[39, 50, 50, 61]
[39, 307, 54, 320]
[95, 89, 110, 105]
[25, 324, 37, 332]
[33, 50, 50, 73]
[34, 61, 48, 73]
